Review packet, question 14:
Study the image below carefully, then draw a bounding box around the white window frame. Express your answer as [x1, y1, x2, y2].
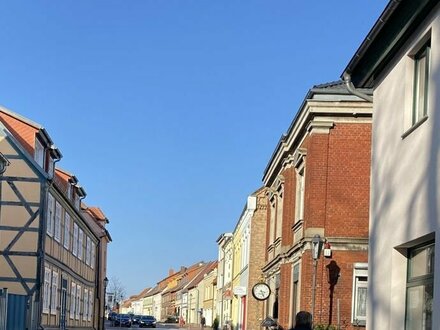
[91, 241, 96, 269]
[46, 193, 55, 236]
[88, 290, 93, 321]
[43, 267, 51, 313]
[86, 236, 91, 266]
[78, 229, 84, 260]
[70, 282, 76, 319]
[64, 212, 70, 249]
[76, 284, 81, 320]
[73, 223, 78, 256]
[351, 263, 368, 326]
[51, 271, 59, 315]
[83, 289, 89, 321]
[295, 165, 305, 222]
[34, 138, 45, 168]
[54, 201, 62, 242]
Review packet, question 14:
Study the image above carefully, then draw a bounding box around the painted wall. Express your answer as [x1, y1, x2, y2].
[369, 7, 440, 329]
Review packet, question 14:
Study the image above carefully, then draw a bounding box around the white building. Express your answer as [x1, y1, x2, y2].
[343, 0, 439, 329]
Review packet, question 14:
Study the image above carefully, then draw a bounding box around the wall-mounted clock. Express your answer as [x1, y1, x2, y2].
[252, 282, 271, 301]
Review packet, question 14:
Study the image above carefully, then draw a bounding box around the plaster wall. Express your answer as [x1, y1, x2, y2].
[369, 7, 440, 329]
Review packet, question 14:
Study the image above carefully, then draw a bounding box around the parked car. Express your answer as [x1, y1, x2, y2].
[108, 312, 118, 321]
[114, 314, 132, 327]
[132, 315, 142, 325]
[139, 315, 157, 328]
[165, 315, 178, 323]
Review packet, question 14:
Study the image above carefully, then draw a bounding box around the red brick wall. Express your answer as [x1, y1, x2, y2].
[281, 167, 295, 247]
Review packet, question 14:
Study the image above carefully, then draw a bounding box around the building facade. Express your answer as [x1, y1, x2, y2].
[344, 0, 440, 328]
[0, 107, 109, 330]
[262, 82, 372, 329]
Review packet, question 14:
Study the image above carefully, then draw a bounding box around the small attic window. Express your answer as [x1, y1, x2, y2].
[35, 138, 45, 168]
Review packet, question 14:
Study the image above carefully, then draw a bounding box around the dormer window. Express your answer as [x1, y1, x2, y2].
[35, 139, 45, 168]
[74, 193, 80, 210]
[47, 157, 55, 178]
[67, 184, 72, 200]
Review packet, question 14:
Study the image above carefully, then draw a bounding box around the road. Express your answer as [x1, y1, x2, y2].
[106, 321, 195, 330]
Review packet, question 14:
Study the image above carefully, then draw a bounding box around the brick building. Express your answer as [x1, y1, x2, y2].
[261, 81, 372, 329]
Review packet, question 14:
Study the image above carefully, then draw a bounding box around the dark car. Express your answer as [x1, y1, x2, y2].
[132, 315, 142, 325]
[165, 315, 178, 323]
[114, 314, 132, 327]
[108, 312, 118, 321]
[139, 315, 157, 328]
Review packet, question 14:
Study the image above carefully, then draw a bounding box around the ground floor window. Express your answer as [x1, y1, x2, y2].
[405, 242, 434, 330]
[352, 263, 367, 326]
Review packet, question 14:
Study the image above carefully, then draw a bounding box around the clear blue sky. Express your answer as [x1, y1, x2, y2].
[0, 1, 387, 296]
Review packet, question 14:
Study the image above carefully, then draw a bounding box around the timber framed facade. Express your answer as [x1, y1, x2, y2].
[0, 106, 109, 330]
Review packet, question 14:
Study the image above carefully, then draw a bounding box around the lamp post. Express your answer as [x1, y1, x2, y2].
[311, 234, 322, 324]
[103, 277, 108, 330]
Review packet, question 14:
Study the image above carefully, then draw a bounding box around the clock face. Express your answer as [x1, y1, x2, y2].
[252, 283, 271, 301]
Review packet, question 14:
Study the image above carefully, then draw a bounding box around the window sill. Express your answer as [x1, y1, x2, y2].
[401, 116, 428, 139]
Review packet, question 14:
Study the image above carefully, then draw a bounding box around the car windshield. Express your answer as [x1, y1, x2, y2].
[141, 316, 155, 320]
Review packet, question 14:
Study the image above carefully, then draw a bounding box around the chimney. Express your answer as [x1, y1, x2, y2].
[169, 268, 174, 276]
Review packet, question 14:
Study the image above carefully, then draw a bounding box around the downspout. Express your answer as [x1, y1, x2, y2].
[343, 73, 373, 103]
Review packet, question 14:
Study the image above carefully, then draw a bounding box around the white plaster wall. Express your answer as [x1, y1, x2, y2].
[369, 6, 440, 329]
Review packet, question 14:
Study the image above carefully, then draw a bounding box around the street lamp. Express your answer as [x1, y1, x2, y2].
[103, 277, 109, 327]
[311, 234, 322, 324]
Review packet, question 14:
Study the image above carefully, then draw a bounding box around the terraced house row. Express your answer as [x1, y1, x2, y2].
[122, 1, 440, 330]
[0, 107, 111, 330]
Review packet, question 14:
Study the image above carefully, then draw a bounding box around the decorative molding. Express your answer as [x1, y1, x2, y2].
[307, 120, 334, 134]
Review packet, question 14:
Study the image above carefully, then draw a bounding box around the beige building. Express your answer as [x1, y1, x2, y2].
[0, 107, 110, 330]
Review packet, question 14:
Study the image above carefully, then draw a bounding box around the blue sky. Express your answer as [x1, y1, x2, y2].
[0, 1, 388, 296]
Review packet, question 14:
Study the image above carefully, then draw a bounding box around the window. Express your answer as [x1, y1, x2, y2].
[51, 271, 59, 315]
[352, 263, 368, 326]
[47, 194, 55, 236]
[91, 242, 96, 269]
[64, 212, 70, 249]
[76, 284, 81, 320]
[43, 267, 51, 313]
[73, 223, 78, 256]
[34, 138, 45, 168]
[47, 157, 54, 178]
[412, 40, 431, 125]
[83, 289, 89, 321]
[405, 243, 434, 330]
[88, 290, 93, 321]
[78, 229, 84, 260]
[54, 202, 62, 242]
[70, 282, 76, 319]
[74, 194, 80, 210]
[86, 236, 91, 266]
[295, 166, 305, 222]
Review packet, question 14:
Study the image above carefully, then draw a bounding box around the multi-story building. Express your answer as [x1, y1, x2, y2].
[343, 0, 439, 328]
[216, 233, 233, 328]
[228, 188, 267, 330]
[262, 81, 372, 329]
[0, 107, 109, 329]
[201, 262, 217, 327]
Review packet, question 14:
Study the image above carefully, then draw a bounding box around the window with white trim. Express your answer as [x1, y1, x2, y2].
[34, 138, 45, 168]
[76, 284, 81, 320]
[64, 212, 70, 249]
[88, 290, 93, 321]
[51, 271, 59, 315]
[78, 229, 84, 260]
[43, 267, 51, 313]
[70, 282, 76, 319]
[405, 242, 434, 330]
[54, 201, 62, 242]
[352, 263, 368, 326]
[91, 241, 96, 269]
[86, 236, 91, 266]
[295, 166, 305, 222]
[47, 193, 55, 236]
[73, 223, 78, 256]
[83, 289, 89, 321]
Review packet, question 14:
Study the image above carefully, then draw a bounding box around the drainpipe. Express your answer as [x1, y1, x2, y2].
[342, 73, 373, 103]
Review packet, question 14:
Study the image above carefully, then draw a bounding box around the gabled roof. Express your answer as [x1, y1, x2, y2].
[186, 261, 217, 291]
[0, 105, 55, 156]
[343, 0, 438, 88]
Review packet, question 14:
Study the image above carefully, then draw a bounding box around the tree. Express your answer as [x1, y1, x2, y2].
[108, 276, 126, 309]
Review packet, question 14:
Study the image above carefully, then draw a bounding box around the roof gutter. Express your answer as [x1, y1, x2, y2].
[342, 72, 373, 103]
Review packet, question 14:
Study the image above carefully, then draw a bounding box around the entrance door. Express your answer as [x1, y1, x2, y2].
[60, 278, 68, 330]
